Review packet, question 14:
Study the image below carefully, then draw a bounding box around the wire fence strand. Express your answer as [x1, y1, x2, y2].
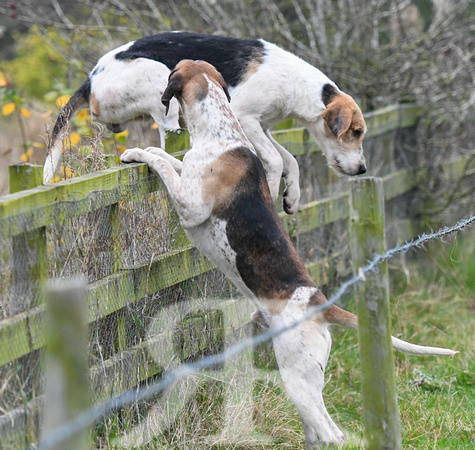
[38, 214, 475, 450]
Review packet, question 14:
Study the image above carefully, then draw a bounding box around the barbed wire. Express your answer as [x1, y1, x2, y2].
[38, 213, 475, 450]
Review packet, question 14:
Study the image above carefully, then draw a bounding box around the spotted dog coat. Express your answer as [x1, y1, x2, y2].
[44, 32, 367, 214]
[120, 60, 456, 449]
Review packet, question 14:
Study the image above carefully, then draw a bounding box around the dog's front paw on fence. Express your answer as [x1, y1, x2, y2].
[120, 148, 147, 164]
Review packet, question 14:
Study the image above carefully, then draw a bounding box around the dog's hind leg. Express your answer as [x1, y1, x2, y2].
[271, 298, 344, 448]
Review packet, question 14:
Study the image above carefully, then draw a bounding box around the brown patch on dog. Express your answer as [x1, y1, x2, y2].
[321, 92, 366, 144]
[241, 58, 263, 82]
[309, 290, 358, 329]
[202, 149, 248, 211]
[89, 93, 101, 117]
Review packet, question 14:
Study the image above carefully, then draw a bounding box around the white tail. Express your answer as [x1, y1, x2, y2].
[391, 336, 458, 356]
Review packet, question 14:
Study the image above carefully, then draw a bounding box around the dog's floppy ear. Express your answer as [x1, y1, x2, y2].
[321, 104, 353, 141]
[321, 83, 339, 107]
[162, 69, 183, 116]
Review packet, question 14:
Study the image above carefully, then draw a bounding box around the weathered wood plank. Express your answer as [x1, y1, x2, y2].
[364, 104, 423, 138]
[0, 164, 158, 239]
[383, 168, 417, 200]
[272, 128, 319, 156]
[280, 192, 349, 235]
[306, 252, 351, 287]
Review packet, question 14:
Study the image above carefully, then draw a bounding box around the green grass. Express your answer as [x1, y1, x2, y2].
[100, 232, 475, 449]
[325, 233, 475, 449]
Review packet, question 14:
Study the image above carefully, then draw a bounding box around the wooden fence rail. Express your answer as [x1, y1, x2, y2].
[1, 103, 474, 447]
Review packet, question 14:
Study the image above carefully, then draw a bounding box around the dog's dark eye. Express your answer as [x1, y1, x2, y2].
[353, 129, 363, 139]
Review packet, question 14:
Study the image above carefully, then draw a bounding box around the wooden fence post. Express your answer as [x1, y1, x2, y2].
[9, 164, 46, 313]
[348, 177, 401, 449]
[42, 278, 89, 450]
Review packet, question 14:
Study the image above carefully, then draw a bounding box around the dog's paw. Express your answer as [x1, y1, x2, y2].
[283, 181, 300, 215]
[120, 148, 146, 164]
[143, 146, 167, 157]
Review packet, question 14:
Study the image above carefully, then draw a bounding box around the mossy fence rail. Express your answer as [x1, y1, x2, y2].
[0, 104, 473, 447]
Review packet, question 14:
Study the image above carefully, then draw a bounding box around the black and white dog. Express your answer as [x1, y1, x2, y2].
[120, 60, 456, 448]
[43, 31, 367, 214]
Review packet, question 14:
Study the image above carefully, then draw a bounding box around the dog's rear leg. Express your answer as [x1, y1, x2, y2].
[271, 316, 344, 448]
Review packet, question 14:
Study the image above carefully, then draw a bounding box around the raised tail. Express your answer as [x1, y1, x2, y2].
[324, 304, 458, 357]
[43, 79, 91, 184]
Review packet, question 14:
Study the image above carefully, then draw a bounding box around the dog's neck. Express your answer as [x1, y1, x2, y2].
[182, 76, 253, 150]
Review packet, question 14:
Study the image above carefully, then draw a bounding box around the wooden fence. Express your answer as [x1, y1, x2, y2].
[0, 104, 474, 447]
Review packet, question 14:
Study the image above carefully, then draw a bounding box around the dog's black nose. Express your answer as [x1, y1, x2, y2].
[357, 164, 367, 175]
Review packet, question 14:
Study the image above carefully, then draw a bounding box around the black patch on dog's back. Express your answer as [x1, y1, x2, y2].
[115, 32, 266, 87]
[215, 148, 314, 299]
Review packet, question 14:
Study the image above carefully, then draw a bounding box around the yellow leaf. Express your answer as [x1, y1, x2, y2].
[20, 153, 29, 162]
[76, 109, 89, 120]
[20, 107, 32, 118]
[70, 132, 80, 145]
[115, 129, 129, 144]
[116, 145, 127, 154]
[151, 123, 159, 129]
[65, 166, 74, 178]
[116, 130, 129, 138]
[51, 175, 61, 184]
[56, 95, 71, 108]
[0, 72, 7, 87]
[2, 103, 16, 116]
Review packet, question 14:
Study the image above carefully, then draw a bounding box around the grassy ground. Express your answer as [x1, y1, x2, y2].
[106, 230, 474, 449]
[326, 232, 475, 449]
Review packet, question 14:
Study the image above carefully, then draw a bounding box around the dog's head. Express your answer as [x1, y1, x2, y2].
[307, 84, 367, 176]
[161, 59, 230, 115]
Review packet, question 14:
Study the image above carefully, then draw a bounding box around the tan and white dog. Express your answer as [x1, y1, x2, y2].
[43, 32, 367, 215]
[120, 60, 456, 448]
